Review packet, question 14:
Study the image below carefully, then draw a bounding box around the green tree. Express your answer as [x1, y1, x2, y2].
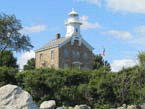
[93, 54, 111, 71]
[24, 58, 35, 70]
[0, 13, 33, 66]
[0, 66, 18, 87]
[0, 51, 18, 68]
[138, 52, 145, 68]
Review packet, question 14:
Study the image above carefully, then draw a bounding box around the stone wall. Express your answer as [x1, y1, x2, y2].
[59, 40, 94, 70]
[35, 47, 59, 69]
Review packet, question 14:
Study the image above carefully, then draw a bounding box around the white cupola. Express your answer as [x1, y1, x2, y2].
[65, 9, 82, 46]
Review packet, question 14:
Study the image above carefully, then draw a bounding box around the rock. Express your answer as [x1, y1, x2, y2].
[56, 107, 73, 109]
[74, 104, 91, 109]
[40, 100, 56, 109]
[117, 104, 127, 109]
[0, 84, 39, 109]
[127, 105, 142, 109]
[123, 104, 127, 108]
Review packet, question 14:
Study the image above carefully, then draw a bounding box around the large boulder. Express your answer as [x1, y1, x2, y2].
[0, 84, 39, 109]
[40, 100, 56, 109]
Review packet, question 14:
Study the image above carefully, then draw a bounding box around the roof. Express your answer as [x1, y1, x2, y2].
[35, 37, 69, 52]
[35, 37, 94, 53]
[68, 9, 78, 16]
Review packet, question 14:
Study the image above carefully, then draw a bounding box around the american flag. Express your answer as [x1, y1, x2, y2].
[102, 48, 105, 57]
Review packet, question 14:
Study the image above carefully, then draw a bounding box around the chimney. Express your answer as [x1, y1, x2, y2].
[56, 33, 61, 39]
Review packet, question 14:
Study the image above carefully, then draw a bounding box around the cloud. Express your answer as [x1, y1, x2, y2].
[80, 16, 101, 30]
[107, 0, 145, 14]
[76, 0, 101, 5]
[135, 25, 145, 33]
[17, 50, 35, 70]
[77, 0, 145, 14]
[128, 25, 145, 46]
[102, 30, 133, 41]
[22, 24, 48, 33]
[111, 59, 138, 72]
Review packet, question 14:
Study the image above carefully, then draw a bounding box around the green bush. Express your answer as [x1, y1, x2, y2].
[1, 65, 145, 108]
[0, 66, 18, 87]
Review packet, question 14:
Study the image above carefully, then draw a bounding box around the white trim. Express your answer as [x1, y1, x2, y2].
[72, 62, 81, 70]
[72, 62, 82, 64]
[50, 49, 55, 62]
[59, 37, 94, 51]
[59, 38, 70, 48]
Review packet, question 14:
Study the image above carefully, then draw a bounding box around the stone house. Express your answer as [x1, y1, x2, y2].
[35, 9, 94, 70]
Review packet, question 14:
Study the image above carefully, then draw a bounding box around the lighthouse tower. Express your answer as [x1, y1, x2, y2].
[65, 9, 82, 46]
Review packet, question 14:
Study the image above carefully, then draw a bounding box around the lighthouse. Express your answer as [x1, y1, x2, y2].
[65, 9, 82, 46]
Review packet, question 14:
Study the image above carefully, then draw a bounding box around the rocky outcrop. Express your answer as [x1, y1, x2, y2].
[0, 84, 39, 109]
[40, 100, 56, 109]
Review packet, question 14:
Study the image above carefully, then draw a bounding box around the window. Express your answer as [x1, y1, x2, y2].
[72, 50, 80, 58]
[72, 51, 75, 57]
[76, 51, 80, 57]
[83, 52, 88, 60]
[76, 28, 78, 32]
[51, 50, 54, 60]
[64, 48, 69, 57]
[73, 62, 81, 70]
[64, 63, 69, 69]
[42, 62, 46, 67]
[40, 54, 44, 61]
[82, 65, 88, 70]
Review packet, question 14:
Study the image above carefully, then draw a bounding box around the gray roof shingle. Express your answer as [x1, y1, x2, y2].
[35, 37, 69, 52]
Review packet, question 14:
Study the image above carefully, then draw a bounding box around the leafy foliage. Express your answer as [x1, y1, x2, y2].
[0, 65, 145, 108]
[138, 52, 145, 67]
[24, 58, 35, 70]
[0, 13, 33, 52]
[0, 51, 18, 68]
[93, 54, 111, 71]
[0, 66, 18, 87]
[0, 13, 33, 66]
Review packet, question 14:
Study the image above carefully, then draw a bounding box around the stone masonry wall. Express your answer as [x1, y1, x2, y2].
[35, 47, 59, 69]
[59, 40, 94, 70]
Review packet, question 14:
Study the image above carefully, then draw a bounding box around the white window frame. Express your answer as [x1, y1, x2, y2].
[72, 62, 81, 70]
[40, 54, 44, 62]
[50, 49, 54, 61]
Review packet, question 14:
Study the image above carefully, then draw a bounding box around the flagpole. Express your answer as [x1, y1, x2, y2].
[104, 55, 105, 67]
